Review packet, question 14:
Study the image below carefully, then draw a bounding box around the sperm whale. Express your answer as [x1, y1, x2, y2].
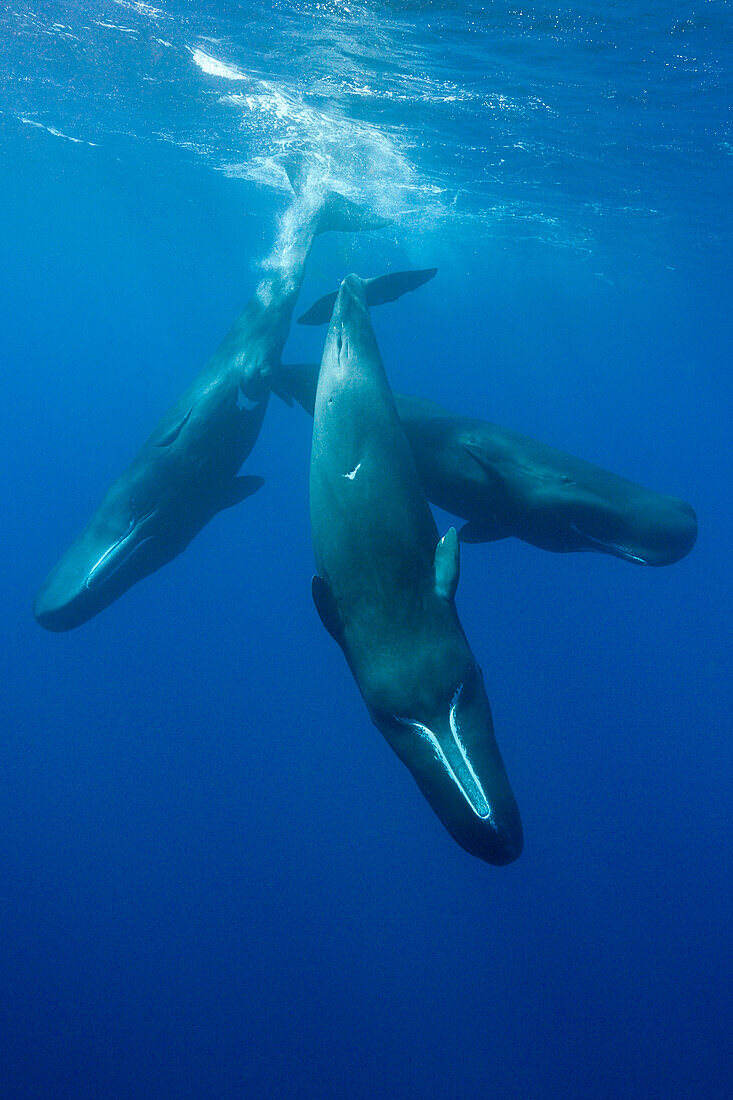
[309, 273, 522, 864]
[34, 172, 388, 631]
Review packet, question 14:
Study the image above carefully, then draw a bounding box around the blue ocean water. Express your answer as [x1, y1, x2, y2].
[1, 2, 731, 1096]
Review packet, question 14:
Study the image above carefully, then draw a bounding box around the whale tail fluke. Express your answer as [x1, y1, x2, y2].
[297, 268, 438, 326]
[317, 191, 393, 236]
[281, 154, 392, 236]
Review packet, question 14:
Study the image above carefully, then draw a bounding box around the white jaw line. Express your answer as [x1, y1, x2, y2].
[569, 522, 648, 564]
[85, 510, 156, 589]
[395, 684, 496, 824]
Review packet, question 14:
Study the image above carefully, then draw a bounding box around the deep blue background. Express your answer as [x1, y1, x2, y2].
[1, 12, 732, 1096]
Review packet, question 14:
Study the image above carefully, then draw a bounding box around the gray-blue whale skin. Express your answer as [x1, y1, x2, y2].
[283, 363, 697, 567]
[34, 187, 385, 632]
[310, 276, 523, 865]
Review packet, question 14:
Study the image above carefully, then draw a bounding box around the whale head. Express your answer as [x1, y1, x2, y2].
[33, 478, 179, 632]
[34, 384, 268, 632]
[459, 435, 698, 567]
[561, 491, 698, 566]
[372, 660, 523, 866]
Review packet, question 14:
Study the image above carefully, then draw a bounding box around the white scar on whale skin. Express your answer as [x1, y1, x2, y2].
[237, 388, 261, 412]
[343, 463, 361, 480]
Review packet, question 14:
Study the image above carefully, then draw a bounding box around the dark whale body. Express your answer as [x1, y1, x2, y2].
[309, 275, 522, 865]
[397, 394, 697, 565]
[282, 361, 697, 567]
[34, 183, 386, 631]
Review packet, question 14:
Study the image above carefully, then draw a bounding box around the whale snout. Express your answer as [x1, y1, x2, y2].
[564, 493, 698, 566]
[378, 669, 523, 866]
[477, 813, 524, 865]
[609, 497, 698, 567]
[33, 580, 90, 632]
[648, 499, 698, 565]
[446, 777, 523, 866]
[34, 506, 162, 631]
[33, 548, 122, 632]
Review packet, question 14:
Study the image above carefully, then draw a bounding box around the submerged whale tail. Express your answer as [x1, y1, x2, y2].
[318, 191, 393, 235]
[281, 155, 392, 236]
[297, 268, 438, 326]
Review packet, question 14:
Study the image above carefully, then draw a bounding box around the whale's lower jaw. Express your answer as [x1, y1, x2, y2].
[34, 527, 165, 632]
[568, 524, 651, 563]
[394, 691, 497, 824]
[567, 521, 699, 566]
[382, 713, 523, 866]
[416, 759, 524, 865]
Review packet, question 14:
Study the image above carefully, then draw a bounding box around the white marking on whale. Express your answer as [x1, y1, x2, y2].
[569, 522, 648, 563]
[237, 388, 262, 412]
[394, 683, 496, 825]
[85, 509, 157, 588]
